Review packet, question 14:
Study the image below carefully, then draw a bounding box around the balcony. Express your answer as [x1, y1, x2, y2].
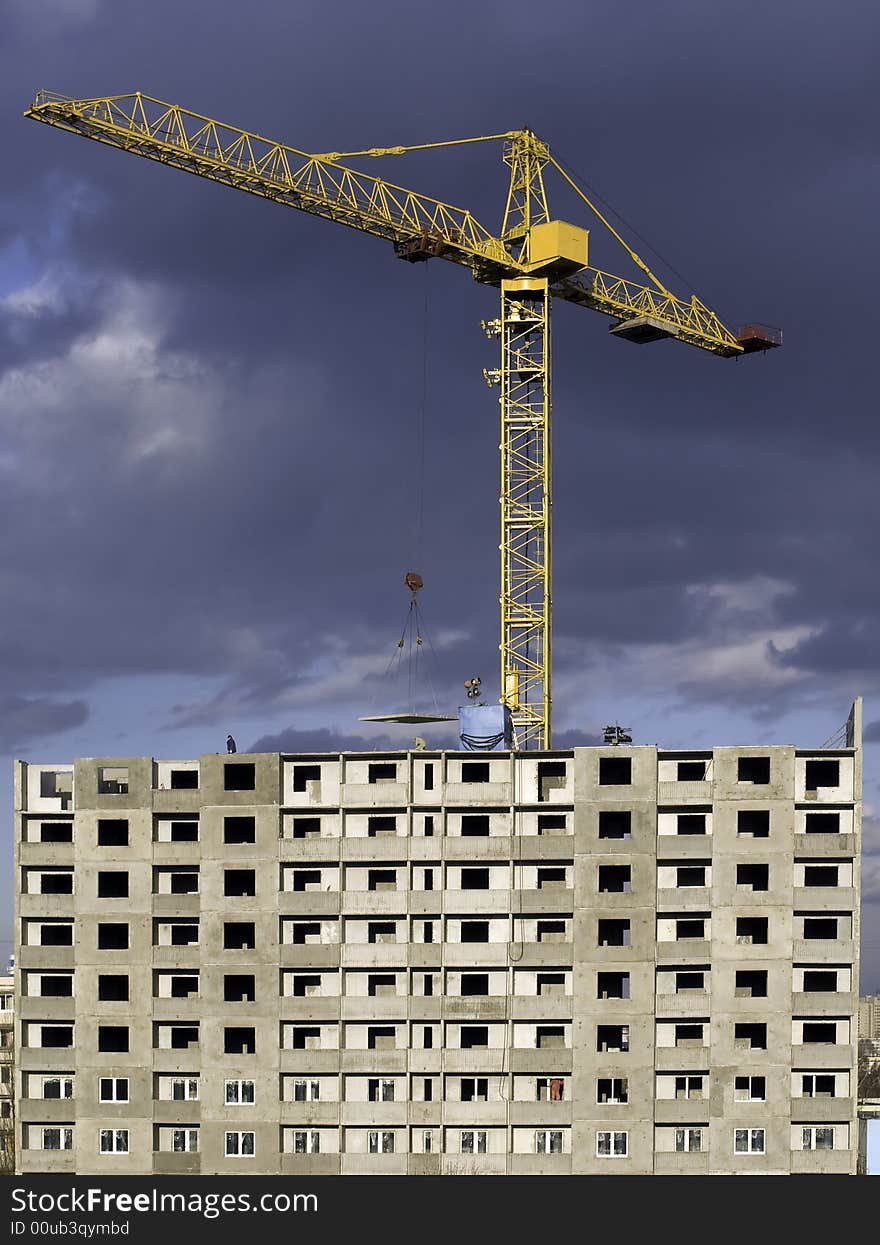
[443, 1101, 507, 1126]
[152, 945, 201, 967]
[408, 998, 442, 1022]
[791, 1096, 853, 1123]
[341, 1152, 408, 1175]
[656, 940, 712, 964]
[794, 833, 855, 857]
[408, 1103, 442, 1127]
[341, 839, 408, 862]
[19, 842, 74, 866]
[510, 943, 573, 967]
[279, 945, 341, 969]
[408, 945, 443, 968]
[153, 1153, 200, 1175]
[280, 837, 341, 862]
[517, 889, 574, 915]
[517, 835, 575, 860]
[793, 940, 853, 962]
[444, 838, 513, 862]
[341, 893, 407, 917]
[278, 1101, 339, 1127]
[792, 1043, 851, 1068]
[658, 780, 713, 804]
[443, 1050, 509, 1074]
[153, 790, 201, 816]
[280, 997, 342, 1023]
[443, 998, 507, 1022]
[653, 1099, 710, 1124]
[279, 893, 341, 917]
[409, 1154, 441, 1175]
[441, 945, 512, 968]
[441, 1154, 507, 1175]
[510, 996, 571, 1022]
[443, 891, 512, 916]
[654, 993, 712, 1018]
[654, 1151, 710, 1175]
[655, 1046, 710, 1072]
[277, 1050, 340, 1075]
[19, 997, 74, 1021]
[20, 1149, 75, 1173]
[342, 1102, 407, 1126]
[153, 1101, 202, 1125]
[279, 1154, 340, 1175]
[340, 1050, 406, 1075]
[509, 1050, 573, 1075]
[789, 1150, 853, 1175]
[339, 782, 408, 807]
[408, 1050, 442, 1075]
[340, 944, 407, 969]
[18, 947, 75, 970]
[20, 894, 75, 919]
[443, 782, 511, 805]
[16, 1099, 74, 1123]
[793, 887, 855, 912]
[340, 996, 408, 1022]
[509, 1101, 572, 1127]
[510, 1154, 571, 1175]
[152, 895, 200, 918]
[792, 991, 853, 1015]
[656, 887, 711, 911]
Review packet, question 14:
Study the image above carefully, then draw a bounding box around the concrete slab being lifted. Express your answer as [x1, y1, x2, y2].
[359, 713, 459, 724]
[610, 315, 680, 344]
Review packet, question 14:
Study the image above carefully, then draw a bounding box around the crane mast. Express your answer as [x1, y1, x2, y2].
[25, 89, 780, 749]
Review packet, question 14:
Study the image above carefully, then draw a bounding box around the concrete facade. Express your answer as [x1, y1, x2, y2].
[13, 705, 862, 1174]
[0, 973, 12, 1168]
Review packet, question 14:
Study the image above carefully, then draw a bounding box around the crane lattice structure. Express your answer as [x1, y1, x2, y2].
[25, 89, 780, 749]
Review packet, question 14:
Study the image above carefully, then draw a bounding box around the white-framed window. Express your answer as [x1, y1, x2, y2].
[368, 1131, 395, 1154]
[294, 1079, 320, 1102]
[225, 1079, 255, 1105]
[800, 1073, 836, 1097]
[99, 1077, 129, 1104]
[675, 1128, 702, 1153]
[293, 1131, 320, 1154]
[734, 1128, 765, 1154]
[461, 1130, 487, 1154]
[674, 1075, 704, 1100]
[225, 1131, 255, 1157]
[42, 1127, 74, 1151]
[801, 1126, 835, 1151]
[99, 1129, 129, 1154]
[597, 1131, 628, 1158]
[368, 1078, 395, 1102]
[41, 1076, 74, 1100]
[172, 1078, 199, 1102]
[734, 1075, 766, 1102]
[597, 1077, 627, 1104]
[535, 1130, 563, 1154]
[172, 1129, 198, 1153]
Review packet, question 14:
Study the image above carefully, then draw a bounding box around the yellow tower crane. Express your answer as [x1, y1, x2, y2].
[25, 90, 780, 749]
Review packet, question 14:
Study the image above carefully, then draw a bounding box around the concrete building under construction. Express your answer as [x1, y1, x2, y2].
[13, 700, 862, 1174]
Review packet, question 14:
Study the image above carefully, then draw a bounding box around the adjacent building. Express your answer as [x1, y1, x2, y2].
[13, 699, 862, 1173]
[0, 970, 13, 1170]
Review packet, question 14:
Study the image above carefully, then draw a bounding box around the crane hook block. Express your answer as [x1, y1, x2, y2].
[405, 571, 423, 595]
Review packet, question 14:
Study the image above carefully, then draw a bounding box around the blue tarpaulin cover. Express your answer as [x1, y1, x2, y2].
[458, 703, 512, 751]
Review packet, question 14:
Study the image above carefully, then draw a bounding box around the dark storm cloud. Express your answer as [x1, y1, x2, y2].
[0, 694, 88, 751]
[865, 722, 880, 743]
